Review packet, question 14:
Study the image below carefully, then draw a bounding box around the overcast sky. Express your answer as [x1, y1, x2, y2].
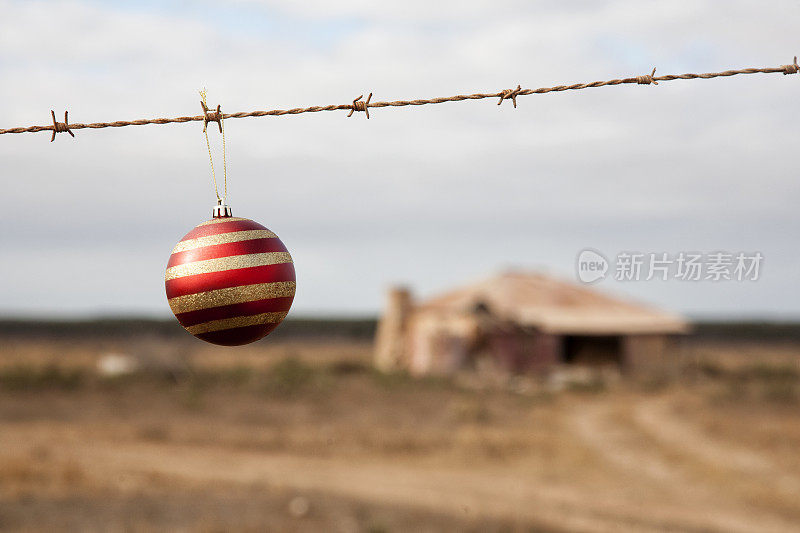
[1, 0, 798, 319]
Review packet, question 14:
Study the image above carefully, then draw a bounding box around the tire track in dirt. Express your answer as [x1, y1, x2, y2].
[570, 402, 683, 485]
[633, 397, 800, 496]
[566, 399, 798, 533]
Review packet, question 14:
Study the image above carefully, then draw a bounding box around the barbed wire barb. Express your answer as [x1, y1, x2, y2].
[50, 110, 74, 142]
[637, 67, 658, 85]
[347, 93, 372, 119]
[0, 57, 796, 140]
[201, 100, 223, 133]
[783, 56, 799, 74]
[498, 85, 523, 108]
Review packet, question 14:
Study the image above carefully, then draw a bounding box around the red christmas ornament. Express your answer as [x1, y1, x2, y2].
[165, 203, 296, 346]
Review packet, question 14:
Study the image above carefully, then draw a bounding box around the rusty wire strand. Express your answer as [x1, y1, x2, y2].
[1, 58, 797, 139]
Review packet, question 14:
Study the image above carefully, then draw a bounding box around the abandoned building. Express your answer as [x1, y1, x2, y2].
[374, 271, 688, 377]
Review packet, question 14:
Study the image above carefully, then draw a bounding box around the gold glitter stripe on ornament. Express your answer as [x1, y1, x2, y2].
[165, 251, 293, 281]
[168, 281, 296, 314]
[186, 311, 288, 335]
[197, 217, 248, 227]
[171, 229, 278, 254]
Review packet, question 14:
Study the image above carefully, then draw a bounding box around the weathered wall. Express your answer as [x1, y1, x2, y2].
[374, 287, 412, 372]
[623, 334, 675, 376]
[533, 332, 561, 373]
[407, 314, 478, 376]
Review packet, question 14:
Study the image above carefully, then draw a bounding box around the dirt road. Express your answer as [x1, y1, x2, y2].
[2, 384, 799, 532]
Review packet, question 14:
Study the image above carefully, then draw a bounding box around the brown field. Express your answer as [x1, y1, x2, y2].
[1, 335, 800, 532]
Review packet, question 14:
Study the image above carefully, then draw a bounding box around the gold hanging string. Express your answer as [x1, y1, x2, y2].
[221, 109, 227, 201]
[199, 89, 227, 203]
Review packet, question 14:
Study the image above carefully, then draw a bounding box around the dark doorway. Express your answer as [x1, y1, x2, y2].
[562, 335, 623, 367]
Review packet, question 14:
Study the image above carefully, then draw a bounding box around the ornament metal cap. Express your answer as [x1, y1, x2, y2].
[212, 199, 232, 218]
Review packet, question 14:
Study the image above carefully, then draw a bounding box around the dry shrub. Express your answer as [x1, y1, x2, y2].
[0, 364, 84, 391]
[264, 357, 317, 397]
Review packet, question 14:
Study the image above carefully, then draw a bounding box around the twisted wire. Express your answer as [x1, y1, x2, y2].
[1, 58, 796, 138]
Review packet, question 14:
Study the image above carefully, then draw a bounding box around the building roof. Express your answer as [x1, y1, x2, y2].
[415, 271, 689, 335]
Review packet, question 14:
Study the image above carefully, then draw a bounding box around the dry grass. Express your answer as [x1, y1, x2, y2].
[1, 336, 800, 532]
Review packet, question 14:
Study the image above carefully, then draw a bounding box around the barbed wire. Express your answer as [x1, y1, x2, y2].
[1, 57, 796, 141]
